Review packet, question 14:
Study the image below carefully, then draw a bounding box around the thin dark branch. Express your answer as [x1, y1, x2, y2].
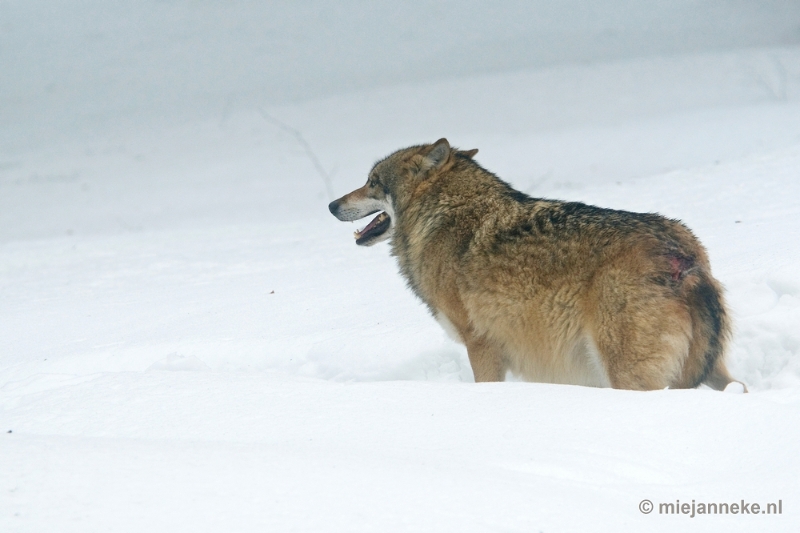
[258, 109, 334, 201]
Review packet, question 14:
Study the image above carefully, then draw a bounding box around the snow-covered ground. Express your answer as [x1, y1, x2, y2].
[2, 3, 800, 532]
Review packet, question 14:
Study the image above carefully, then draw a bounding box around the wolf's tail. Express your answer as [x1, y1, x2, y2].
[681, 271, 735, 390]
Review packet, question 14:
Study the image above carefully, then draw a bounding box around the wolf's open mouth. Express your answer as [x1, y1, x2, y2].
[354, 211, 391, 245]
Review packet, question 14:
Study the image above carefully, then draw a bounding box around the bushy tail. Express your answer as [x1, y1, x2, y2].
[681, 272, 734, 390]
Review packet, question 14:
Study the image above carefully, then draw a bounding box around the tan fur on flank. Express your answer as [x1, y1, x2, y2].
[329, 139, 743, 391]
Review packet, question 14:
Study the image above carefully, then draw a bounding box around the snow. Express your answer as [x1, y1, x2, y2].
[2, 3, 800, 532]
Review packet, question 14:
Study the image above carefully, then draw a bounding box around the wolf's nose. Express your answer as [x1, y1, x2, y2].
[328, 200, 340, 215]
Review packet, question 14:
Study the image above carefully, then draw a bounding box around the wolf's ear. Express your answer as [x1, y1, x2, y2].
[461, 148, 478, 159]
[421, 138, 451, 172]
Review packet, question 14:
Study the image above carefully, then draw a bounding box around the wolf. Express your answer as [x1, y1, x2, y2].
[329, 138, 742, 391]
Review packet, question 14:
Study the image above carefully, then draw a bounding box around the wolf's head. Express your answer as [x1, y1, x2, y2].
[328, 138, 478, 246]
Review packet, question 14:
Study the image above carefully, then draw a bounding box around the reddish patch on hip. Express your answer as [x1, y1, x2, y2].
[669, 254, 694, 281]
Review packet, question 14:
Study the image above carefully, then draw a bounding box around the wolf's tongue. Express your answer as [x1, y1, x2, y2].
[354, 212, 388, 239]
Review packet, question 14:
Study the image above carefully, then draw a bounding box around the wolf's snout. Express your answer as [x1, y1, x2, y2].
[328, 199, 340, 216]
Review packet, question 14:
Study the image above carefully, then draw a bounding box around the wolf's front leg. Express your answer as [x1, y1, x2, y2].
[465, 335, 506, 382]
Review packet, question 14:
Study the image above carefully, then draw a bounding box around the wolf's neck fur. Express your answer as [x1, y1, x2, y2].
[390, 158, 537, 312]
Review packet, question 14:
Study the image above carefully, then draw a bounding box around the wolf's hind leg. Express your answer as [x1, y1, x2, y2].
[465, 335, 506, 382]
[595, 335, 688, 390]
[591, 303, 692, 390]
